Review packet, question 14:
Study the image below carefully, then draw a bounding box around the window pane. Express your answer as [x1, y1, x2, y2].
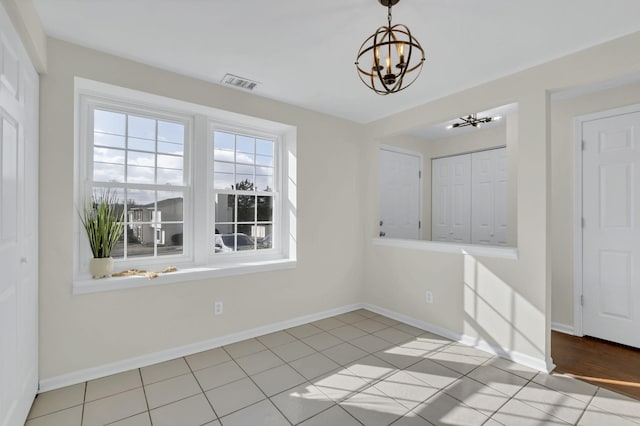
[214, 148, 234, 162]
[158, 121, 184, 144]
[256, 154, 273, 167]
[94, 147, 125, 165]
[158, 191, 183, 221]
[127, 165, 155, 183]
[214, 224, 234, 253]
[128, 115, 156, 140]
[257, 196, 273, 222]
[236, 164, 253, 175]
[237, 195, 255, 222]
[159, 223, 183, 256]
[236, 151, 254, 165]
[126, 189, 154, 222]
[157, 168, 183, 185]
[236, 136, 254, 155]
[213, 172, 234, 190]
[256, 139, 273, 157]
[256, 175, 273, 192]
[95, 132, 125, 149]
[95, 110, 125, 135]
[158, 141, 183, 155]
[214, 131, 235, 150]
[256, 166, 273, 176]
[112, 234, 125, 259]
[215, 194, 236, 222]
[128, 137, 155, 152]
[157, 154, 182, 170]
[94, 163, 124, 182]
[256, 224, 273, 250]
[127, 150, 155, 167]
[214, 161, 234, 174]
[126, 228, 155, 258]
[236, 225, 256, 250]
[234, 175, 254, 190]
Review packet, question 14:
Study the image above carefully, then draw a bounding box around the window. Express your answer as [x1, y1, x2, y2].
[90, 108, 188, 260]
[75, 78, 296, 285]
[213, 131, 275, 252]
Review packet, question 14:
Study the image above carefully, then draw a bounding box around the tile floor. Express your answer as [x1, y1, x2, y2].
[26, 309, 640, 426]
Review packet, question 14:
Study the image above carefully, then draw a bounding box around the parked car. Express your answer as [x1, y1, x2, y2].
[215, 233, 255, 253]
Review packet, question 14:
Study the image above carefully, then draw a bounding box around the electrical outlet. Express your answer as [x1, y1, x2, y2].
[214, 301, 223, 315]
[425, 291, 433, 304]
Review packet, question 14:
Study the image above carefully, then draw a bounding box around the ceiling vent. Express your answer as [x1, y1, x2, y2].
[221, 74, 260, 91]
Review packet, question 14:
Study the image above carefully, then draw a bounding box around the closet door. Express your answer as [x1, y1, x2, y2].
[471, 148, 507, 245]
[0, 3, 39, 426]
[432, 154, 471, 243]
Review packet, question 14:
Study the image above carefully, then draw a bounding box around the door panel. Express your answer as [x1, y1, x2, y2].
[379, 148, 421, 240]
[0, 3, 39, 426]
[583, 111, 640, 348]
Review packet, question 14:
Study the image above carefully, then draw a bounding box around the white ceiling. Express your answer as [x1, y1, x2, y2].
[32, 0, 640, 123]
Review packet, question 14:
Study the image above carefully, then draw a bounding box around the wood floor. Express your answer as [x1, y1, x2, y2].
[552, 330, 640, 400]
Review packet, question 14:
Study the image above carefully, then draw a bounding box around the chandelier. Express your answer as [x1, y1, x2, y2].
[446, 113, 502, 129]
[355, 0, 425, 95]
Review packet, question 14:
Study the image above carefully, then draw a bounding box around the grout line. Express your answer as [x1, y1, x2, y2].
[575, 390, 597, 426]
[219, 345, 294, 425]
[185, 355, 221, 422]
[137, 368, 152, 425]
[81, 381, 87, 425]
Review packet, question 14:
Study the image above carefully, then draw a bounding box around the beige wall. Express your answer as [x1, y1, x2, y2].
[39, 39, 366, 380]
[550, 82, 640, 327]
[37, 27, 640, 380]
[363, 31, 640, 368]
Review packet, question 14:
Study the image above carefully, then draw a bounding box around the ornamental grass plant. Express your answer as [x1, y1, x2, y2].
[79, 190, 124, 258]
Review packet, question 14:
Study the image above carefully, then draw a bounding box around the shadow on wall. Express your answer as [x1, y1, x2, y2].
[463, 254, 545, 361]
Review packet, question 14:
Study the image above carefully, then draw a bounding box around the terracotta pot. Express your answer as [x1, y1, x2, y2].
[89, 257, 114, 279]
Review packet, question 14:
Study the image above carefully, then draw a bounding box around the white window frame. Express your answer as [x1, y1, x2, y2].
[73, 78, 297, 294]
[208, 123, 281, 260]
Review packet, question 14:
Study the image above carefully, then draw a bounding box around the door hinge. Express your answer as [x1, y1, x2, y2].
[581, 217, 585, 228]
[580, 295, 584, 306]
[419, 170, 422, 179]
[419, 221, 421, 229]
[582, 140, 586, 151]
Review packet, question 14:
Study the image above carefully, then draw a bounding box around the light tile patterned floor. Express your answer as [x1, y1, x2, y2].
[26, 309, 640, 425]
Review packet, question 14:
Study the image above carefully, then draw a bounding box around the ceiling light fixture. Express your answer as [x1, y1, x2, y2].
[355, 0, 425, 95]
[447, 113, 501, 129]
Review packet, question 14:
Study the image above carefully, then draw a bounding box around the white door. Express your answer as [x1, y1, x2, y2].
[471, 148, 507, 245]
[379, 148, 421, 239]
[432, 154, 471, 243]
[0, 3, 39, 426]
[582, 111, 640, 348]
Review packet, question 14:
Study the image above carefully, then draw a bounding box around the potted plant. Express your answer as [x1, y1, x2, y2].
[79, 190, 124, 278]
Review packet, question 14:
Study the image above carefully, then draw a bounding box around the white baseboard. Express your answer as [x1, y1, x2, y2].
[362, 303, 553, 373]
[40, 301, 555, 392]
[39, 303, 363, 393]
[551, 322, 575, 335]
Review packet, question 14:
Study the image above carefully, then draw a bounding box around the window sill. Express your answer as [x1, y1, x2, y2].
[371, 238, 518, 260]
[73, 258, 297, 295]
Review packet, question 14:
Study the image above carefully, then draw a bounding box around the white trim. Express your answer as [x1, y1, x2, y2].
[551, 322, 575, 335]
[362, 303, 553, 373]
[38, 301, 556, 393]
[372, 238, 518, 260]
[573, 103, 640, 337]
[73, 259, 297, 295]
[38, 303, 362, 393]
[573, 115, 584, 336]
